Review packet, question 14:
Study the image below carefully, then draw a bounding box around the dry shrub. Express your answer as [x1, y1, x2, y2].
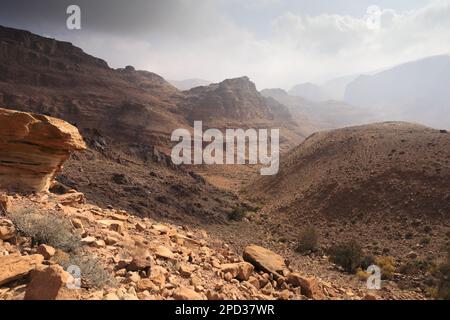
[329, 240, 363, 273]
[296, 225, 319, 253]
[9, 209, 80, 252]
[375, 256, 396, 280]
[10, 209, 113, 289]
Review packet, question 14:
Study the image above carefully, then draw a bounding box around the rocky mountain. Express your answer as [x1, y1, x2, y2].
[169, 79, 212, 91]
[0, 25, 304, 224]
[261, 88, 376, 134]
[345, 55, 450, 129]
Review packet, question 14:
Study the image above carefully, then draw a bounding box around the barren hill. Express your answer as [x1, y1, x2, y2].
[252, 122, 450, 217]
[247, 122, 450, 267]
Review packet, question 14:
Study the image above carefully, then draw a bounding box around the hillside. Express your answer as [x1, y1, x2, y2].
[0, 25, 304, 224]
[247, 122, 450, 291]
[0, 107, 394, 301]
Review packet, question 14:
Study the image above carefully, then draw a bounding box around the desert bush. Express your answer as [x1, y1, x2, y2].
[228, 206, 246, 221]
[329, 240, 363, 273]
[356, 268, 370, 282]
[56, 252, 114, 289]
[432, 261, 450, 300]
[296, 225, 319, 253]
[399, 259, 429, 276]
[361, 255, 376, 269]
[9, 209, 81, 252]
[375, 256, 396, 280]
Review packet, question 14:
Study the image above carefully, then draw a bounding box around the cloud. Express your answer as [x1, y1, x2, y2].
[1, 0, 450, 89]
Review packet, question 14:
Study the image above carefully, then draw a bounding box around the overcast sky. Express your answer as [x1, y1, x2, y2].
[1, 0, 450, 89]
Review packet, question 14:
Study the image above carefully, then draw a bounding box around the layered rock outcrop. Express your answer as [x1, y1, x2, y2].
[0, 108, 86, 193]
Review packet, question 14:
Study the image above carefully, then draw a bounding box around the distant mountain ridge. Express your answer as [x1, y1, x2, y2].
[344, 54, 450, 129]
[261, 88, 376, 134]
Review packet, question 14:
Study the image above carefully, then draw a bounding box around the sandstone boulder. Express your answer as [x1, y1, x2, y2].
[24, 265, 78, 300]
[243, 245, 286, 279]
[0, 108, 86, 193]
[0, 254, 44, 286]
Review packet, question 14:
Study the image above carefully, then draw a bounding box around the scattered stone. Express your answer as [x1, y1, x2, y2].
[155, 246, 175, 260]
[221, 262, 254, 281]
[81, 236, 96, 245]
[172, 286, 203, 300]
[135, 222, 146, 232]
[0, 219, 15, 241]
[127, 256, 152, 272]
[0, 194, 12, 213]
[24, 265, 78, 300]
[0, 254, 44, 286]
[243, 245, 286, 279]
[98, 220, 124, 234]
[37, 244, 56, 260]
[287, 273, 323, 300]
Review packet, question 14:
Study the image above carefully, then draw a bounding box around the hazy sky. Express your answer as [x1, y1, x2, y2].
[1, 0, 450, 89]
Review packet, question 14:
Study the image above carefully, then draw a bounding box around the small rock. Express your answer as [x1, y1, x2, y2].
[287, 273, 323, 300]
[0, 219, 15, 241]
[155, 246, 175, 260]
[137, 279, 158, 292]
[221, 262, 254, 281]
[0, 194, 11, 213]
[173, 286, 203, 300]
[135, 222, 146, 232]
[37, 244, 56, 260]
[0, 254, 44, 286]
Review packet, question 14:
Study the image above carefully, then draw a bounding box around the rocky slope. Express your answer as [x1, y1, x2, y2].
[245, 122, 450, 296]
[2, 190, 384, 300]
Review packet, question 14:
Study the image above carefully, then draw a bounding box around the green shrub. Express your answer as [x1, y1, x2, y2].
[9, 209, 81, 252]
[296, 225, 319, 253]
[228, 207, 246, 221]
[329, 240, 363, 273]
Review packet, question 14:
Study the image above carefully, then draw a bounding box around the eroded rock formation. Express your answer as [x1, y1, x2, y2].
[0, 107, 86, 193]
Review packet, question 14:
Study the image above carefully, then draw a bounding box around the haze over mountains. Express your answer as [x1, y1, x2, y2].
[169, 79, 212, 91]
[345, 55, 450, 129]
[283, 55, 450, 130]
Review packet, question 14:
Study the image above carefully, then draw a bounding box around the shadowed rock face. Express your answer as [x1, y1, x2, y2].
[0, 108, 86, 193]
